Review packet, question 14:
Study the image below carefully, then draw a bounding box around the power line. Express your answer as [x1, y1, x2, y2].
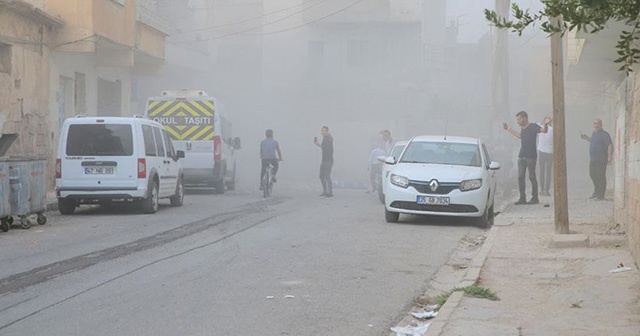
[176, 0, 366, 43]
[174, 0, 334, 44]
[178, 0, 322, 34]
[249, 0, 366, 36]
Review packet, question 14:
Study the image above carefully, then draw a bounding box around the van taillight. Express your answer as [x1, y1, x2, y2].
[138, 158, 146, 178]
[55, 159, 61, 179]
[214, 136, 222, 161]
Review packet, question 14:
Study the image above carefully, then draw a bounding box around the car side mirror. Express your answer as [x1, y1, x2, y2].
[233, 137, 242, 150]
[384, 156, 396, 165]
[489, 161, 500, 170]
[176, 150, 185, 159]
[376, 155, 387, 163]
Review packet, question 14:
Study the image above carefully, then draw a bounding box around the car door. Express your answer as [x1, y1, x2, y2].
[482, 144, 497, 199]
[152, 126, 171, 197]
[162, 128, 180, 194]
[142, 124, 163, 192]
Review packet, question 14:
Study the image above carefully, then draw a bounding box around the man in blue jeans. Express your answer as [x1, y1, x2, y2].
[581, 119, 613, 200]
[504, 111, 551, 205]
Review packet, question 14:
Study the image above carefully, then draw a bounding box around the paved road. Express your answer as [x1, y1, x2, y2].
[0, 183, 480, 336]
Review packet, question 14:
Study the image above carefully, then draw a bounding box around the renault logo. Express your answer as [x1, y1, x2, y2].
[429, 180, 439, 192]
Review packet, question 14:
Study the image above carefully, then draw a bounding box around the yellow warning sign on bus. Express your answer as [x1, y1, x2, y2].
[147, 100, 215, 141]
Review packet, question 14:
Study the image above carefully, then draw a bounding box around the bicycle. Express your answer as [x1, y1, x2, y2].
[261, 162, 275, 197]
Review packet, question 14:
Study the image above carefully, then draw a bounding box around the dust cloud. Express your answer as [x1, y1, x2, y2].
[135, 0, 600, 194]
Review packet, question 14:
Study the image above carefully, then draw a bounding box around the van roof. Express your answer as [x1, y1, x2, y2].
[63, 116, 163, 128]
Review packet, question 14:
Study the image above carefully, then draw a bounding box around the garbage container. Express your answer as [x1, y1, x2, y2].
[3, 157, 48, 230]
[0, 161, 11, 232]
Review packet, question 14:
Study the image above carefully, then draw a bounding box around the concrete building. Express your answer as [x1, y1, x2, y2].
[1, 0, 168, 189]
[0, 0, 62, 160]
[568, 24, 640, 265]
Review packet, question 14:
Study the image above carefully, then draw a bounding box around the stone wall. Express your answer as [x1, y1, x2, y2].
[627, 74, 640, 265]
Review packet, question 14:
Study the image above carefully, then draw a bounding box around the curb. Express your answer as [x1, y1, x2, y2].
[425, 223, 501, 336]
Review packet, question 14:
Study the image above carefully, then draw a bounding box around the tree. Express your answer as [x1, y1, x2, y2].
[485, 0, 640, 72]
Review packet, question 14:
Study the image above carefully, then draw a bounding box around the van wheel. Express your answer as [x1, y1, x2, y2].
[170, 178, 184, 206]
[385, 208, 399, 223]
[214, 179, 225, 194]
[227, 167, 236, 191]
[59, 199, 77, 215]
[142, 181, 159, 214]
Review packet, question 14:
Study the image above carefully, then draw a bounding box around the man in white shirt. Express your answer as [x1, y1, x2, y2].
[537, 119, 553, 196]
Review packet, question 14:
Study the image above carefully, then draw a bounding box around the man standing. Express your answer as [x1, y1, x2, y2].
[537, 118, 553, 196]
[504, 111, 551, 205]
[314, 126, 334, 197]
[260, 129, 282, 190]
[581, 119, 613, 200]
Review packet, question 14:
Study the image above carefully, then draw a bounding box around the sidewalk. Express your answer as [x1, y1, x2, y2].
[430, 193, 640, 336]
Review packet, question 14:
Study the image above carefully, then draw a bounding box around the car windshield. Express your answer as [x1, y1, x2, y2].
[66, 124, 134, 156]
[400, 141, 481, 167]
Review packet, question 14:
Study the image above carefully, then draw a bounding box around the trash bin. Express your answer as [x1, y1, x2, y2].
[2, 157, 48, 230]
[0, 161, 11, 232]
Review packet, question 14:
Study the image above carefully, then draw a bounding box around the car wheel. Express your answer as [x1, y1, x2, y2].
[476, 205, 494, 228]
[385, 208, 399, 223]
[141, 180, 159, 214]
[378, 191, 385, 204]
[170, 177, 185, 206]
[58, 199, 77, 215]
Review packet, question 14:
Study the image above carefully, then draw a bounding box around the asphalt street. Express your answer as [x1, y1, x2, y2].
[0, 183, 480, 336]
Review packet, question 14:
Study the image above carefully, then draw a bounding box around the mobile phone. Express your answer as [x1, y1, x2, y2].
[502, 123, 508, 130]
[314, 136, 318, 142]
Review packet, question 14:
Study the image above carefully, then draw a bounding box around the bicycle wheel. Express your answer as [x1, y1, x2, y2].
[262, 172, 271, 198]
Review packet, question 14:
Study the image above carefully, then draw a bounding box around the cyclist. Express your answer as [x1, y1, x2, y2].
[260, 129, 282, 190]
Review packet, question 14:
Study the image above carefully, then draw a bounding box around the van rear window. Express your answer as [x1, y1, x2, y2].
[66, 124, 134, 156]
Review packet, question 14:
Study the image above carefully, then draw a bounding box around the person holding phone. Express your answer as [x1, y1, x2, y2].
[580, 118, 613, 200]
[314, 126, 334, 197]
[503, 111, 552, 205]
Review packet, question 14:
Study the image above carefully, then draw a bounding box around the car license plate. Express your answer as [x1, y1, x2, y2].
[417, 195, 450, 206]
[84, 167, 115, 175]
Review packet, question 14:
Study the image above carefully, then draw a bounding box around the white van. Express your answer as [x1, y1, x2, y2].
[146, 90, 240, 194]
[55, 116, 185, 215]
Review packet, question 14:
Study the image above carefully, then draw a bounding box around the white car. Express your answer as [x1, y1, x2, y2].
[383, 136, 500, 227]
[378, 140, 408, 204]
[56, 116, 186, 215]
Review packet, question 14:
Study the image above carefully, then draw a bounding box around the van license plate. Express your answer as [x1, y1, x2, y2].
[84, 167, 115, 175]
[417, 196, 450, 205]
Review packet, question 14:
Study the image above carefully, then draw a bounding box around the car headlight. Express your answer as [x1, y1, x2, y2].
[390, 174, 409, 188]
[460, 178, 482, 191]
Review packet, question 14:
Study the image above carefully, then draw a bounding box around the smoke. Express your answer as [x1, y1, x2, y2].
[138, 0, 601, 195]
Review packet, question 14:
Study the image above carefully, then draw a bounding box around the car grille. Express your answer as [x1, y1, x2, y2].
[390, 201, 478, 213]
[408, 181, 459, 195]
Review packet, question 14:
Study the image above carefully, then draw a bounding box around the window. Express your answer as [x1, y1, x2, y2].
[347, 39, 368, 66]
[142, 125, 157, 156]
[401, 142, 482, 167]
[0, 42, 11, 75]
[162, 129, 175, 158]
[74, 72, 87, 114]
[309, 41, 325, 67]
[152, 127, 165, 158]
[66, 124, 133, 156]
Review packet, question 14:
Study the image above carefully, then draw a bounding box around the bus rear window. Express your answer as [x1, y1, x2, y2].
[66, 124, 134, 156]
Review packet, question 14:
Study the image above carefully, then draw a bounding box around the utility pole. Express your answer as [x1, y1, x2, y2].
[492, 0, 510, 129]
[550, 16, 570, 234]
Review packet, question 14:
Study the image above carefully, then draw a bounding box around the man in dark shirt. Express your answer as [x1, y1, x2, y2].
[314, 126, 334, 197]
[259, 129, 282, 190]
[504, 111, 551, 205]
[581, 119, 613, 200]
